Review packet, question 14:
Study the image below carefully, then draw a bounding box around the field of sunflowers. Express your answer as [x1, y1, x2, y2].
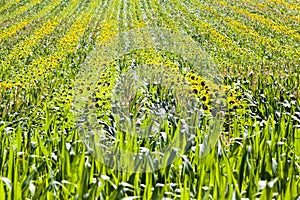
[0, 0, 300, 199]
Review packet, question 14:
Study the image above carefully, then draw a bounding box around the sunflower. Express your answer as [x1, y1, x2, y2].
[201, 93, 209, 104]
[190, 74, 196, 80]
[200, 80, 206, 87]
[231, 102, 240, 110]
[203, 104, 211, 112]
[227, 96, 237, 105]
[192, 85, 200, 95]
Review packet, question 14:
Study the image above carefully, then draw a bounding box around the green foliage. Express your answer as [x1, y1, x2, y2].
[0, 0, 299, 199]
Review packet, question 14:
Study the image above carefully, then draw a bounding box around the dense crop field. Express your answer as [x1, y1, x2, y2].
[0, 0, 300, 199]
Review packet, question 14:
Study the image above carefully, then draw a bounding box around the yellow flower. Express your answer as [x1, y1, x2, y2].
[230, 102, 240, 110]
[227, 96, 237, 105]
[191, 85, 200, 95]
[203, 104, 210, 111]
[201, 94, 209, 104]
